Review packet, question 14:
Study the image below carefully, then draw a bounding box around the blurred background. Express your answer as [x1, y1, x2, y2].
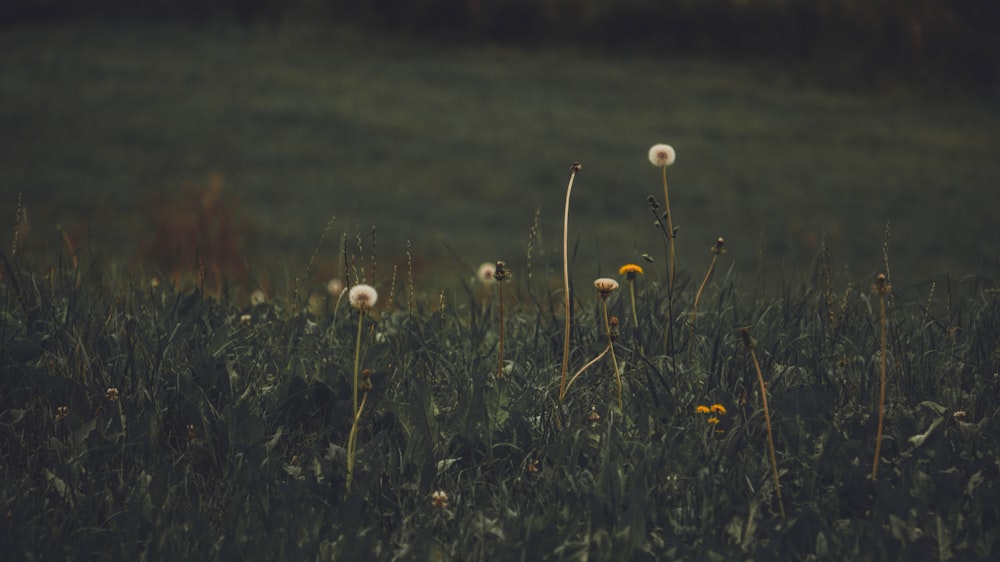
[2, 1, 999, 293]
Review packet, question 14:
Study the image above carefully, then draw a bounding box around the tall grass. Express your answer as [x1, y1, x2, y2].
[2, 198, 999, 559]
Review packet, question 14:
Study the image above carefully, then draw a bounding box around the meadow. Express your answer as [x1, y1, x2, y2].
[2, 24, 999, 288]
[2, 191, 999, 560]
[2, 23, 1000, 562]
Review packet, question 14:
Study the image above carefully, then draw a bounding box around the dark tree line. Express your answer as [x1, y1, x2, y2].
[3, 0, 997, 90]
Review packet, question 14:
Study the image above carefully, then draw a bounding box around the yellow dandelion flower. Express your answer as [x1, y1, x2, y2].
[707, 416, 720, 425]
[710, 403, 727, 415]
[695, 405, 711, 414]
[618, 263, 644, 278]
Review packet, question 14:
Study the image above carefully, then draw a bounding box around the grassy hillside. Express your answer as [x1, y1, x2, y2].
[1, 24, 999, 293]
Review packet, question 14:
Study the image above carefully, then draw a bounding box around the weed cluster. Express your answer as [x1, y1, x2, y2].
[2, 149, 1000, 560]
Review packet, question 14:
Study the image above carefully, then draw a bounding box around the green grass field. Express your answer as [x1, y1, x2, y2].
[3, 26, 1000, 558]
[2, 227, 999, 560]
[2, 23, 999, 292]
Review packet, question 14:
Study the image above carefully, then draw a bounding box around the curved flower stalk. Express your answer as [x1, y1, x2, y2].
[559, 162, 582, 402]
[741, 326, 784, 517]
[690, 237, 725, 329]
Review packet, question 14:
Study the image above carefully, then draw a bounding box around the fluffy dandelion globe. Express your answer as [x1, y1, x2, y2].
[327, 278, 345, 297]
[250, 289, 267, 306]
[348, 284, 378, 311]
[594, 277, 620, 296]
[477, 262, 497, 284]
[648, 144, 676, 167]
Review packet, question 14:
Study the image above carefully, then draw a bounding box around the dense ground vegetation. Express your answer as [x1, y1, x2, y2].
[2, 229, 999, 559]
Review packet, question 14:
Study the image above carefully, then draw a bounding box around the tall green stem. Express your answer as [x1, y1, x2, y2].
[497, 281, 505, 379]
[602, 298, 623, 410]
[662, 166, 676, 354]
[352, 311, 364, 418]
[627, 279, 638, 330]
[873, 293, 888, 479]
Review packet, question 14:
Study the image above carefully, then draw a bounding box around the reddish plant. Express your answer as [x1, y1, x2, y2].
[139, 173, 253, 293]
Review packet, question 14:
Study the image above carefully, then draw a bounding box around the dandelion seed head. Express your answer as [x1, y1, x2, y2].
[326, 278, 345, 297]
[594, 277, 619, 296]
[250, 289, 267, 306]
[648, 144, 676, 167]
[349, 284, 378, 311]
[477, 262, 496, 285]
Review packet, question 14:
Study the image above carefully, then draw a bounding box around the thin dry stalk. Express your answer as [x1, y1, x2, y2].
[559, 162, 581, 401]
[690, 237, 725, 330]
[564, 344, 610, 396]
[872, 273, 891, 479]
[742, 327, 785, 517]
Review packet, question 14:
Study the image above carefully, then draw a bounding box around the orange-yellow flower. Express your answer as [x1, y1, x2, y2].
[707, 416, 720, 425]
[710, 403, 727, 415]
[695, 405, 711, 414]
[618, 263, 644, 279]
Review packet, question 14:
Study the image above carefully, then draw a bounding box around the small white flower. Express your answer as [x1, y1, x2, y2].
[349, 284, 378, 311]
[326, 278, 345, 297]
[477, 262, 496, 284]
[594, 277, 620, 296]
[250, 289, 267, 306]
[648, 143, 676, 167]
